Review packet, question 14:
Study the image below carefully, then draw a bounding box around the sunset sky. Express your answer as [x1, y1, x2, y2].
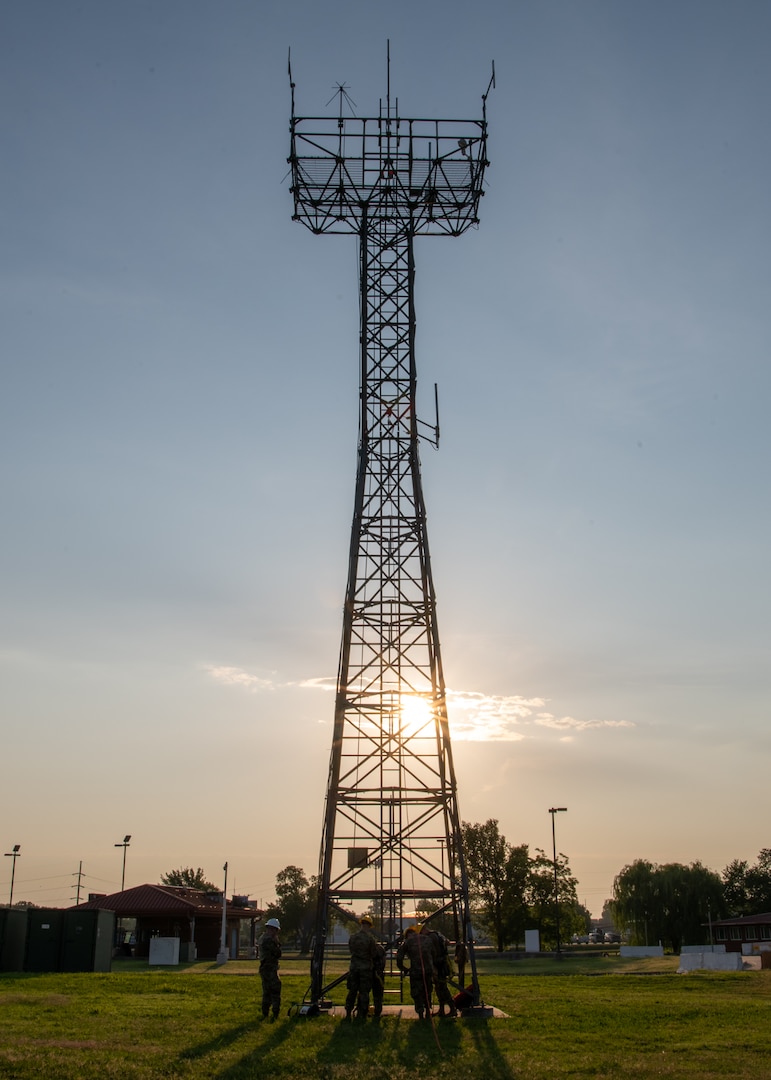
[2, 0, 769, 917]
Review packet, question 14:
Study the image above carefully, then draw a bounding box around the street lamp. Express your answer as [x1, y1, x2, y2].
[4, 845, 21, 907]
[217, 862, 229, 965]
[548, 808, 568, 955]
[114, 835, 131, 892]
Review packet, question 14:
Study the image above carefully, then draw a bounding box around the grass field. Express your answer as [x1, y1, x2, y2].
[1, 958, 770, 1079]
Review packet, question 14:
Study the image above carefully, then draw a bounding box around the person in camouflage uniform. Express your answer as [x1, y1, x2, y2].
[345, 916, 380, 1020]
[420, 925, 457, 1017]
[396, 926, 434, 1019]
[258, 918, 282, 1020]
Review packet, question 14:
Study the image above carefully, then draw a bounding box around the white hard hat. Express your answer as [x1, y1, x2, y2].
[266, 918, 281, 930]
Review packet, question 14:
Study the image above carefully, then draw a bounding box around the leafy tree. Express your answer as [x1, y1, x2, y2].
[461, 819, 517, 951]
[160, 867, 217, 891]
[722, 859, 751, 916]
[611, 859, 726, 952]
[609, 859, 656, 945]
[601, 898, 618, 932]
[461, 820, 580, 951]
[415, 899, 455, 940]
[264, 865, 318, 954]
[722, 850, 771, 916]
[570, 901, 593, 936]
[527, 847, 580, 949]
[748, 849, 771, 911]
[526, 847, 556, 935]
[501, 843, 532, 947]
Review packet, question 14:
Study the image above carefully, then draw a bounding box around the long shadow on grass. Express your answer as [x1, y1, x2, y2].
[317, 1014, 402, 1068]
[178, 1021, 256, 1062]
[318, 1015, 390, 1062]
[464, 1020, 516, 1080]
[207, 1018, 296, 1078]
[317, 1013, 464, 1072]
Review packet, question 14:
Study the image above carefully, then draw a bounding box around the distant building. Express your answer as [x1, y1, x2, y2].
[71, 884, 261, 960]
[710, 913, 771, 953]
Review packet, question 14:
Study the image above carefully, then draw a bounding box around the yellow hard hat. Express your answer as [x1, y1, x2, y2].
[360, 915, 373, 926]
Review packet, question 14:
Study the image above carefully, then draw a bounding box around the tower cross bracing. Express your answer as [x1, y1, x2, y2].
[289, 63, 492, 1008]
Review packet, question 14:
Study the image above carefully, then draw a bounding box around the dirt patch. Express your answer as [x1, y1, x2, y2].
[39, 1039, 104, 1050]
[0, 993, 70, 1007]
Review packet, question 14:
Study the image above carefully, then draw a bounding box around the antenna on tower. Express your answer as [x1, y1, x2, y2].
[483, 60, 496, 120]
[326, 83, 356, 117]
[387, 39, 391, 118]
[287, 48, 295, 116]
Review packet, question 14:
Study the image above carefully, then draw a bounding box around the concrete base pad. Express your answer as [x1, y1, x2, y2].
[322, 1004, 508, 1019]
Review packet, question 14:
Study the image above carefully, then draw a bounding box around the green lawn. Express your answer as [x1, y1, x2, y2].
[1, 960, 769, 1078]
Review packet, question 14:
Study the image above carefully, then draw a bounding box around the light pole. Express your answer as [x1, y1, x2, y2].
[114, 835, 131, 891]
[217, 862, 229, 965]
[4, 845, 21, 907]
[548, 808, 567, 954]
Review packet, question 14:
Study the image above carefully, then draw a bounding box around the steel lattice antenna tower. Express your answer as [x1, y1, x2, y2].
[289, 50, 493, 1009]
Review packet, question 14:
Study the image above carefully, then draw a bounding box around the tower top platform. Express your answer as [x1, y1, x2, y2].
[289, 112, 489, 236]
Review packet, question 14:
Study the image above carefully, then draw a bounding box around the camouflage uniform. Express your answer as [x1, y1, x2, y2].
[422, 929, 457, 1016]
[258, 931, 282, 1019]
[345, 925, 380, 1019]
[372, 941, 386, 1018]
[396, 930, 434, 1019]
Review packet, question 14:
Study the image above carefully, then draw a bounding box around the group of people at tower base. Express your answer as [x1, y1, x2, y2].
[395, 921, 460, 1020]
[258, 914, 467, 1021]
[347, 916, 462, 1021]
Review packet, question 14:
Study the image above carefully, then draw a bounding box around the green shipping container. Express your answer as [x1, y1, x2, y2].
[0, 908, 28, 972]
[61, 909, 114, 973]
[25, 908, 64, 972]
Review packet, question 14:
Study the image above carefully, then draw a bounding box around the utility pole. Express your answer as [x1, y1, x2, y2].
[4, 845, 21, 907]
[72, 860, 85, 905]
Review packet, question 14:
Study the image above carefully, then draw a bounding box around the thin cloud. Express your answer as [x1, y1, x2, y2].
[205, 665, 276, 692]
[445, 694, 634, 741]
[445, 689, 543, 742]
[297, 676, 336, 692]
[205, 666, 335, 693]
[535, 713, 635, 732]
[205, 665, 634, 741]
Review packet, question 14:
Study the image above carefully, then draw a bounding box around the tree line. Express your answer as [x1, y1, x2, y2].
[462, 825, 771, 953]
[158, 841, 771, 955]
[609, 848, 771, 952]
